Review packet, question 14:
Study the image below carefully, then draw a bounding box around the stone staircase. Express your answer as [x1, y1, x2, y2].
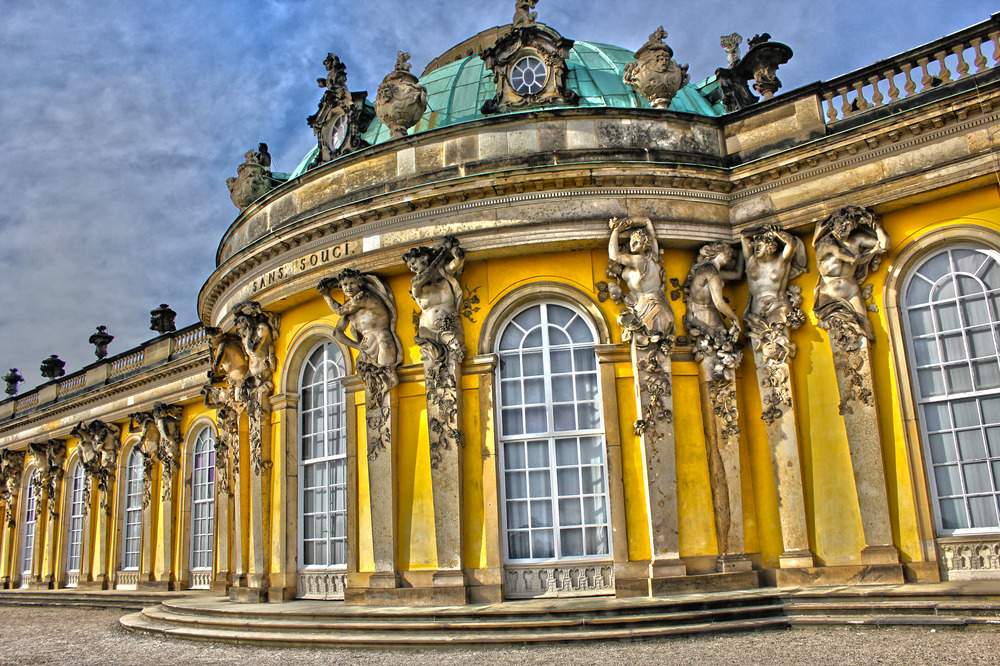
[120, 590, 790, 647]
[0, 588, 209, 611]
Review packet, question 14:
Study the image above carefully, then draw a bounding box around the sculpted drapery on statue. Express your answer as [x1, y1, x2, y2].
[318, 269, 403, 460]
[0, 450, 26, 526]
[813, 206, 890, 345]
[71, 419, 121, 516]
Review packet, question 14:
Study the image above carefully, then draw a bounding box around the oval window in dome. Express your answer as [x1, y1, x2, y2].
[510, 56, 547, 95]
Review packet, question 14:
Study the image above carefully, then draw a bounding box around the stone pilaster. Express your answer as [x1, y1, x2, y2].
[268, 391, 299, 601]
[154, 460, 178, 589]
[230, 414, 246, 593]
[139, 454, 156, 584]
[366, 385, 399, 590]
[750, 347, 814, 568]
[829, 334, 899, 564]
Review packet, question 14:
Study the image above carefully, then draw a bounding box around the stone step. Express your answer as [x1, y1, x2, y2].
[121, 610, 790, 647]
[138, 601, 785, 635]
[788, 614, 1000, 628]
[785, 600, 1000, 617]
[0, 590, 204, 610]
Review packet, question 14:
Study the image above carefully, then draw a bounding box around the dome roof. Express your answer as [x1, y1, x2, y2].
[289, 40, 724, 178]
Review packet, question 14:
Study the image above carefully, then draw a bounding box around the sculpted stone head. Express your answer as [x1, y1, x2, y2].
[403, 246, 434, 273]
[629, 229, 652, 253]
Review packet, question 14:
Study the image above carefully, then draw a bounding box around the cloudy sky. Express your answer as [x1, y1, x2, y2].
[0, 0, 995, 391]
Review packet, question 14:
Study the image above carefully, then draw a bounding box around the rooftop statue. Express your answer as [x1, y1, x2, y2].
[308, 53, 372, 165]
[3, 368, 23, 396]
[227, 146, 274, 211]
[513, 0, 539, 27]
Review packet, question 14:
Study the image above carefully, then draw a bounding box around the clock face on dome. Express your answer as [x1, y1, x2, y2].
[327, 114, 349, 152]
[509, 56, 547, 95]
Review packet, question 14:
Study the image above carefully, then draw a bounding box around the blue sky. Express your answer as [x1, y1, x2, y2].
[0, 0, 995, 390]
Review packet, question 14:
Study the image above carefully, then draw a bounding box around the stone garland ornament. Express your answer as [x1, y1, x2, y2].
[307, 53, 374, 168]
[231, 301, 281, 476]
[714, 32, 793, 112]
[227, 145, 275, 212]
[375, 52, 428, 139]
[740, 225, 808, 424]
[0, 450, 26, 526]
[623, 26, 691, 110]
[3, 369, 24, 396]
[480, 0, 579, 115]
[318, 270, 403, 460]
[70, 419, 121, 516]
[202, 384, 238, 497]
[812, 206, 889, 414]
[27, 440, 66, 518]
[404, 236, 466, 469]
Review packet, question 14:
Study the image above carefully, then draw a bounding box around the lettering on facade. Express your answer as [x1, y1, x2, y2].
[249, 242, 356, 294]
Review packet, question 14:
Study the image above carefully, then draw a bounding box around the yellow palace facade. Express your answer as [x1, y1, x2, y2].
[2, 6, 1000, 607]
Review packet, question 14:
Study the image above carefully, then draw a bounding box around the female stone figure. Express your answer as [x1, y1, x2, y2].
[607, 216, 674, 341]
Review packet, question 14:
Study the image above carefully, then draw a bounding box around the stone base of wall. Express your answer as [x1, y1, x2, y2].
[938, 537, 1000, 580]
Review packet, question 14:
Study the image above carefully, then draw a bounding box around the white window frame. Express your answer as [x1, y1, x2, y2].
[189, 428, 216, 576]
[21, 470, 38, 577]
[121, 449, 143, 571]
[65, 463, 85, 575]
[495, 301, 613, 565]
[902, 243, 1000, 536]
[297, 342, 349, 577]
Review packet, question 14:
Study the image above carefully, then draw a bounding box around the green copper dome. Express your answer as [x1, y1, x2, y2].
[290, 41, 724, 178]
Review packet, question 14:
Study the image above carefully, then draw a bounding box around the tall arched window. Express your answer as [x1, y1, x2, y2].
[497, 302, 611, 563]
[20, 470, 38, 580]
[189, 428, 216, 587]
[65, 463, 86, 585]
[903, 245, 1000, 534]
[298, 342, 348, 598]
[121, 449, 143, 570]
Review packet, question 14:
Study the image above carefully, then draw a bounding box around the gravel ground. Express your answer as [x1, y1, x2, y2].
[1, 605, 999, 665]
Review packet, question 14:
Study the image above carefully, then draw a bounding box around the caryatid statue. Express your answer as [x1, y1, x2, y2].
[27, 440, 66, 517]
[813, 206, 889, 345]
[741, 225, 814, 569]
[683, 242, 749, 571]
[0, 450, 26, 526]
[602, 217, 686, 578]
[232, 301, 280, 411]
[128, 410, 162, 509]
[404, 236, 468, 583]
[812, 206, 897, 565]
[318, 269, 403, 459]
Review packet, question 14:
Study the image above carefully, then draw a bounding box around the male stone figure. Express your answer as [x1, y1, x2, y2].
[604, 216, 687, 585]
[232, 301, 281, 415]
[740, 225, 814, 569]
[812, 206, 899, 567]
[128, 411, 162, 509]
[813, 205, 890, 342]
[683, 242, 749, 573]
[318, 268, 404, 589]
[404, 237, 468, 590]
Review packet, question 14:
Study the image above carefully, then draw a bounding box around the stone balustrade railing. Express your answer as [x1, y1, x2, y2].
[821, 14, 999, 123]
[0, 323, 209, 420]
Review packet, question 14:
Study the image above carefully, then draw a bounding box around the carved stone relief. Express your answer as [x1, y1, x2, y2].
[480, 0, 579, 115]
[0, 450, 25, 527]
[307, 53, 373, 167]
[375, 52, 428, 139]
[623, 26, 690, 110]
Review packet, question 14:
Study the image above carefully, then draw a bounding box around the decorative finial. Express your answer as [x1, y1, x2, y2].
[720, 33, 743, 67]
[88, 326, 114, 360]
[649, 26, 668, 43]
[3, 369, 24, 396]
[747, 33, 771, 49]
[376, 51, 428, 139]
[150, 304, 177, 335]
[513, 0, 539, 27]
[623, 25, 690, 110]
[395, 52, 412, 73]
[40, 355, 66, 380]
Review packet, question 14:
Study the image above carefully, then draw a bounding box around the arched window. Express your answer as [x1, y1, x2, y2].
[298, 342, 348, 595]
[121, 448, 143, 570]
[21, 470, 38, 578]
[189, 428, 216, 585]
[65, 463, 86, 583]
[496, 302, 611, 562]
[903, 245, 1000, 534]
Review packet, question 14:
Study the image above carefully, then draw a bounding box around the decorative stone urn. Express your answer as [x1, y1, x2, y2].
[375, 52, 428, 139]
[623, 26, 690, 110]
[226, 147, 273, 211]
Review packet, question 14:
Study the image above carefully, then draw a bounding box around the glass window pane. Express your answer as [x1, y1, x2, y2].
[548, 327, 571, 347]
[508, 531, 530, 559]
[953, 400, 981, 427]
[523, 378, 544, 404]
[527, 441, 548, 468]
[962, 297, 990, 326]
[918, 252, 950, 283]
[934, 277, 957, 301]
[906, 277, 932, 307]
[583, 496, 607, 524]
[941, 334, 967, 362]
[963, 462, 993, 493]
[586, 526, 609, 555]
[577, 404, 600, 430]
[579, 437, 604, 465]
[555, 439, 578, 466]
[557, 468, 580, 496]
[552, 376, 574, 402]
[935, 303, 961, 331]
[954, 249, 986, 276]
[935, 465, 962, 496]
[506, 500, 529, 529]
[506, 442, 526, 469]
[983, 259, 1000, 290]
[987, 427, 1000, 457]
[946, 365, 973, 394]
[567, 318, 594, 344]
[968, 328, 996, 358]
[928, 432, 957, 464]
[532, 530, 554, 559]
[581, 466, 606, 494]
[523, 328, 543, 348]
[958, 276, 985, 296]
[560, 528, 584, 557]
[573, 349, 597, 372]
[575, 374, 599, 402]
[501, 380, 522, 406]
[550, 350, 572, 373]
[553, 404, 576, 431]
[958, 430, 987, 460]
[923, 403, 952, 431]
[918, 369, 945, 397]
[524, 407, 547, 433]
[974, 360, 1000, 390]
[500, 354, 520, 379]
[908, 308, 934, 336]
[513, 306, 541, 330]
[528, 470, 551, 498]
[939, 498, 967, 530]
[969, 496, 999, 528]
[530, 500, 552, 527]
[547, 305, 574, 327]
[505, 472, 527, 500]
[521, 352, 544, 376]
[502, 409, 524, 436]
